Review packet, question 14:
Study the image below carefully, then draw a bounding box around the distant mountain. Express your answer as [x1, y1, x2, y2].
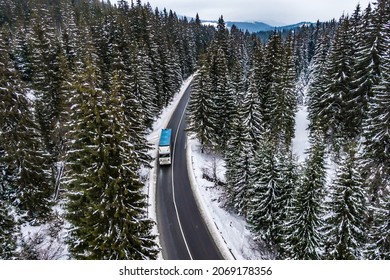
[226, 21, 274, 32]
[201, 20, 273, 32]
[201, 20, 314, 33]
[274, 22, 314, 31]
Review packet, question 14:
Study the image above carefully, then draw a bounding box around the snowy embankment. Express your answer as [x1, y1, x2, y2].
[186, 137, 265, 260]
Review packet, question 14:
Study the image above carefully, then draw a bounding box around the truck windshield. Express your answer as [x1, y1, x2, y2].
[160, 154, 170, 158]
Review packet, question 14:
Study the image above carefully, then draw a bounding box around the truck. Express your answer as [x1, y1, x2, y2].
[158, 128, 172, 165]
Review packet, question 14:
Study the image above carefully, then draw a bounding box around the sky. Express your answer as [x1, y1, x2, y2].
[139, 0, 373, 26]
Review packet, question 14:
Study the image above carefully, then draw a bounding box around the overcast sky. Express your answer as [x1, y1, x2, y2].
[141, 0, 373, 25]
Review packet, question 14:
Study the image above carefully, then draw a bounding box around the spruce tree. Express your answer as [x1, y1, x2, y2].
[60, 0, 80, 71]
[0, 23, 53, 223]
[241, 43, 265, 150]
[362, 19, 390, 187]
[128, 42, 158, 129]
[110, 32, 152, 168]
[207, 47, 236, 150]
[28, 2, 62, 157]
[247, 136, 282, 249]
[269, 35, 297, 150]
[285, 132, 327, 259]
[224, 112, 254, 216]
[350, 4, 381, 128]
[323, 143, 367, 260]
[187, 56, 216, 151]
[213, 16, 230, 61]
[307, 32, 331, 136]
[362, 21, 390, 258]
[0, 201, 18, 259]
[367, 195, 390, 260]
[64, 53, 158, 259]
[260, 32, 283, 132]
[316, 16, 355, 149]
[276, 151, 300, 259]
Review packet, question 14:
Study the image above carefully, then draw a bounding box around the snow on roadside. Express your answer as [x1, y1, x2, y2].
[187, 136, 266, 260]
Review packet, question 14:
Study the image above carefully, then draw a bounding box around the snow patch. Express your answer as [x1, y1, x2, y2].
[25, 89, 36, 103]
[292, 105, 310, 163]
[187, 136, 266, 260]
[18, 204, 69, 260]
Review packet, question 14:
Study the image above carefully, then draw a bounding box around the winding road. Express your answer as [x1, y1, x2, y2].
[156, 83, 224, 260]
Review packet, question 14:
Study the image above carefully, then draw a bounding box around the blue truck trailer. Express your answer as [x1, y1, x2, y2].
[159, 128, 172, 165]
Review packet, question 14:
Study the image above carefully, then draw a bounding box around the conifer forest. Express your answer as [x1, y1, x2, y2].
[0, 0, 389, 260]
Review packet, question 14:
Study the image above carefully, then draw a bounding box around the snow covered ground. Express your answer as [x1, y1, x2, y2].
[290, 103, 339, 186]
[19, 205, 69, 260]
[186, 136, 266, 260]
[292, 105, 310, 163]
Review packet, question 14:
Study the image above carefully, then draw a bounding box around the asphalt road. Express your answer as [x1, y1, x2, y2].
[156, 84, 224, 260]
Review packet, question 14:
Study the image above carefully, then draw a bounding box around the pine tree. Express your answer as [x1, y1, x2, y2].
[64, 52, 158, 259]
[285, 132, 327, 259]
[247, 137, 282, 249]
[316, 16, 355, 149]
[269, 35, 297, 149]
[323, 143, 367, 260]
[0, 201, 19, 259]
[187, 56, 216, 151]
[307, 32, 331, 136]
[207, 47, 236, 150]
[224, 112, 254, 216]
[0, 23, 53, 223]
[367, 195, 390, 260]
